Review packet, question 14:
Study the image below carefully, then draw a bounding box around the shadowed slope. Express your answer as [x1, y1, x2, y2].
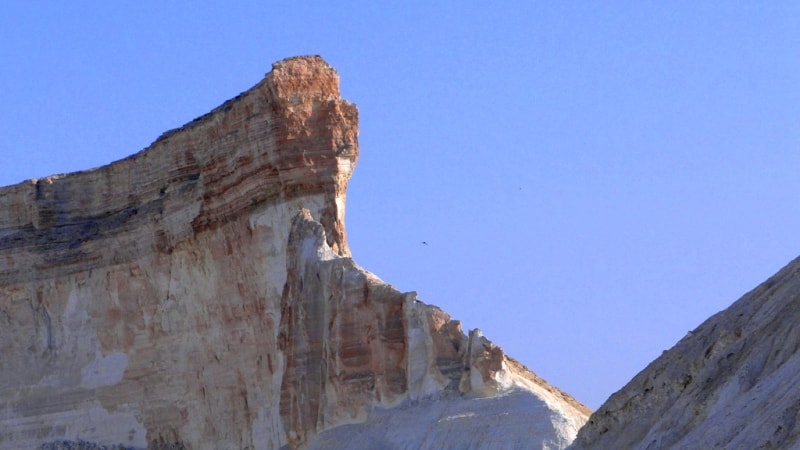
[571, 256, 800, 449]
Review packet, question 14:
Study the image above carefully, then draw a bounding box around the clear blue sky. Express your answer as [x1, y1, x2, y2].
[1, 2, 798, 409]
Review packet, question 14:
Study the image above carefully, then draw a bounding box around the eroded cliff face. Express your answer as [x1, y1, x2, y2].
[570, 256, 800, 449]
[0, 56, 588, 450]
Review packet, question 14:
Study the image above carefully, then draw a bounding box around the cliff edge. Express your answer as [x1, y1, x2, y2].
[0, 56, 588, 449]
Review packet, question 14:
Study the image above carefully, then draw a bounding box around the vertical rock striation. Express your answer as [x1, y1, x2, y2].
[0, 56, 588, 449]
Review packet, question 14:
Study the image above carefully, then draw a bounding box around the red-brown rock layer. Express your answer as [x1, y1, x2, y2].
[0, 55, 356, 287]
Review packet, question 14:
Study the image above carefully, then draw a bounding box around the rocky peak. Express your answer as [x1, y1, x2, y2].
[0, 56, 588, 449]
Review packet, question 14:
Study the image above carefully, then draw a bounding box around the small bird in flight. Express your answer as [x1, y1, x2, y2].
[421, 241, 428, 246]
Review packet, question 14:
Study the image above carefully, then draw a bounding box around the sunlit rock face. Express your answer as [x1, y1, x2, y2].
[0, 56, 589, 450]
[570, 256, 800, 450]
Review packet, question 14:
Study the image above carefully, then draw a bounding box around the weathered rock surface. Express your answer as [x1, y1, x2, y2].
[0, 56, 589, 449]
[570, 256, 800, 449]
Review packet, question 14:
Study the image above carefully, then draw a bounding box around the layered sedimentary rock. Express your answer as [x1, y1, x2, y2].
[571, 256, 800, 449]
[0, 56, 589, 449]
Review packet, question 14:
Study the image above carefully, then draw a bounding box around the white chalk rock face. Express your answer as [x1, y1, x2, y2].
[0, 56, 589, 450]
[570, 256, 800, 449]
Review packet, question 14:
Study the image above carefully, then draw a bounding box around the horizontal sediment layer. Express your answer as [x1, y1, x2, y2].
[0, 56, 358, 284]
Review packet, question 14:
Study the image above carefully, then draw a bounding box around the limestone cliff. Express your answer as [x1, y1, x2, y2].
[570, 256, 800, 449]
[0, 56, 589, 450]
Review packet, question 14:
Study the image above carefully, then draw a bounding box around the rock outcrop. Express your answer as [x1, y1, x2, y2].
[0, 56, 589, 449]
[570, 256, 800, 449]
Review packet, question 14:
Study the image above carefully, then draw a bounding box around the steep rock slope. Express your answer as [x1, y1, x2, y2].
[0, 56, 588, 450]
[570, 256, 800, 449]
